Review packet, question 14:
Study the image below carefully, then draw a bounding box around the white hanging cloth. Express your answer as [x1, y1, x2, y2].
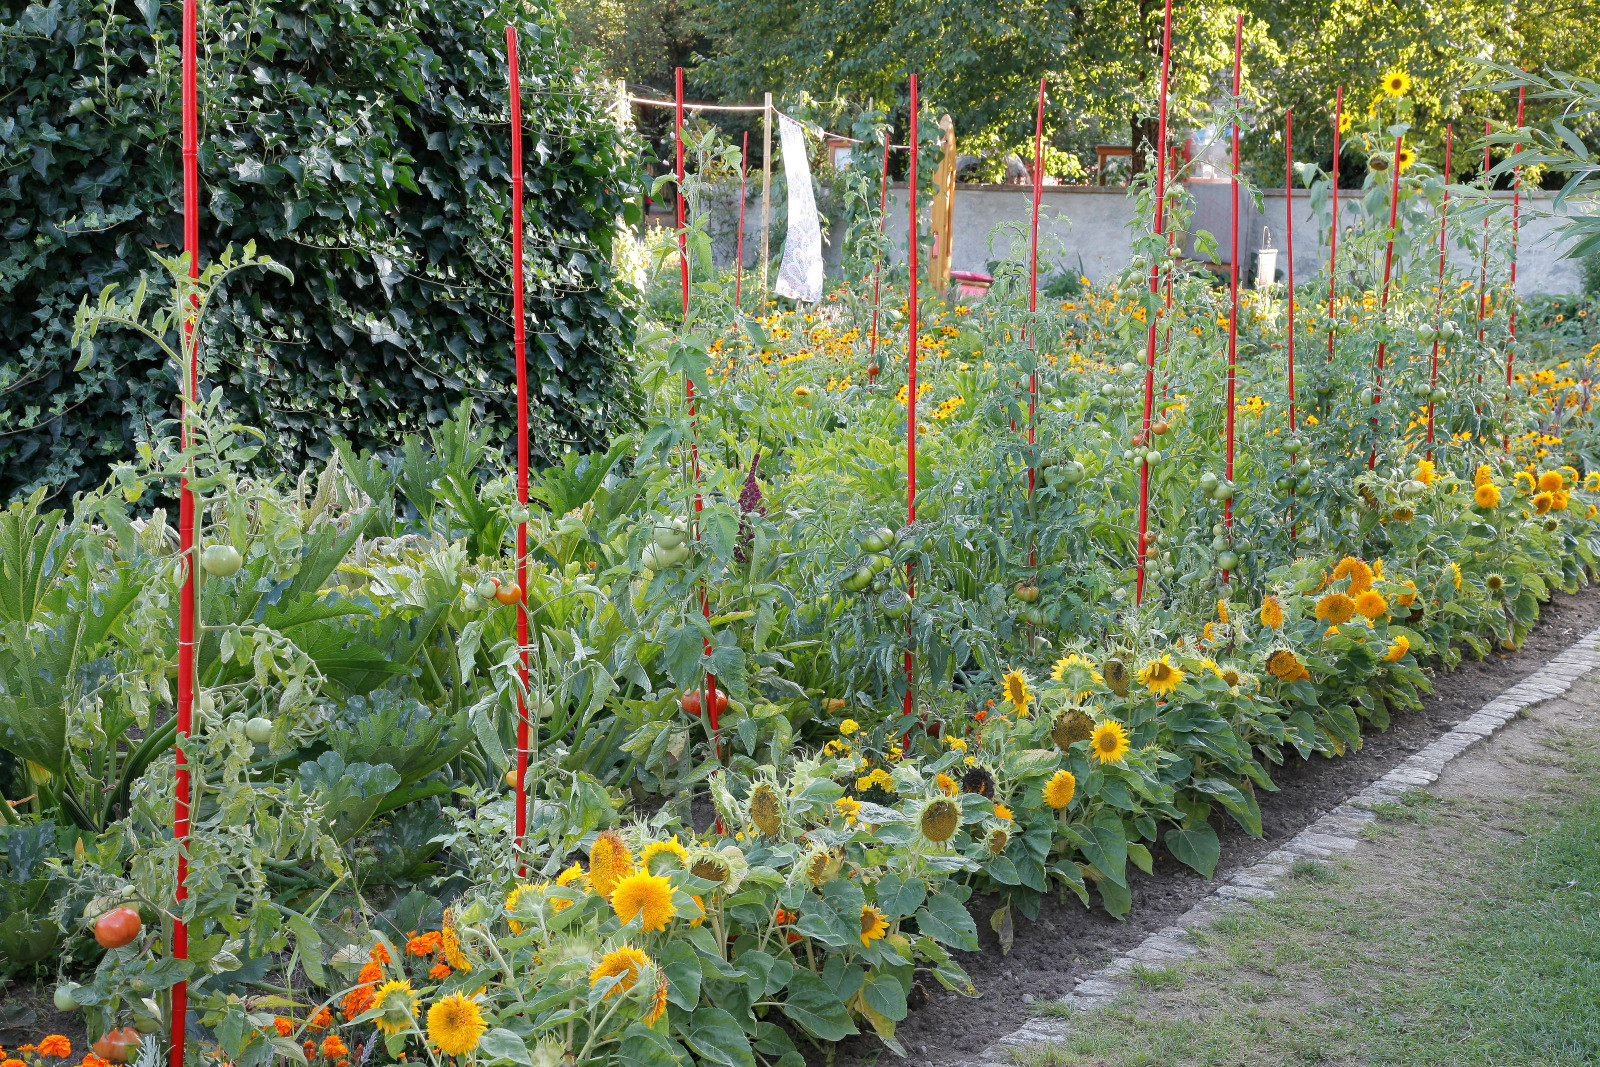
[774, 114, 823, 303]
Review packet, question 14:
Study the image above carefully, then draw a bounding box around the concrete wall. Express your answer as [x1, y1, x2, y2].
[688, 182, 1586, 296]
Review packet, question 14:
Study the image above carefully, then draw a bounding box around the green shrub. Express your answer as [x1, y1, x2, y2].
[0, 0, 643, 502]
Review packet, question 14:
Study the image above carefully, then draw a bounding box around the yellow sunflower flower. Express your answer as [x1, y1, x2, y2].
[1044, 770, 1077, 809]
[1002, 669, 1031, 716]
[589, 947, 650, 999]
[1381, 69, 1411, 98]
[1266, 649, 1311, 682]
[1090, 720, 1130, 764]
[1354, 590, 1387, 620]
[1475, 482, 1501, 508]
[1539, 470, 1564, 492]
[1383, 635, 1410, 662]
[859, 905, 889, 946]
[611, 871, 677, 932]
[1315, 592, 1356, 625]
[588, 830, 634, 898]
[1413, 458, 1435, 485]
[1136, 656, 1184, 697]
[1260, 595, 1285, 629]
[641, 837, 690, 869]
[425, 994, 485, 1057]
[1534, 491, 1555, 514]
[372, 980, 418, 1037]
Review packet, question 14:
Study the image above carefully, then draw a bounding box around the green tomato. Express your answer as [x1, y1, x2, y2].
[1216, 550, 1239, 571]
[653, 517, 689, 550]
[201, 544, 243, 577]
[244, 717, 273, 744]
[881, 591, 910, 619]
[508, 505, 531, 525]
[843, 567, 874, 593]
[54, 984, 80, 1012]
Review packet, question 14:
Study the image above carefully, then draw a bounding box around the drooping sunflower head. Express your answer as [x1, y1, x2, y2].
[748, 782, 784, 836]
[1044, 769, 1077, 810]
[961, 765, 996, 799]
[372, 980, 418, 1037]
[641, 836, 690, 872]
[589, 946, 651, 1000]
[1553, 490, 1570, 511]
[1315, 592, 1356, 625]
[1266, 648, 1311, 682]
[1260, 595, 1285, 629]
[935, 771, 959, 796]
[1586, 472, 1600, 491]
[1216, 599, 1231, 625]
[440, 911, 472, 972]
[1049, 653, 1101, 693]
[1539, 469, 1565, 492]
[919, 798, 962, 843]
[1534, 491, 1555, 514]
[1485, 572, 1505, 592]
[1449, 562, 1463, 589]
[504, 883, 540, 934]
[687, 849, 730, 886]
[1051, 707, 1096, 750]
[1101, 657, 1131, 696]
[1381, 68, 1412, 98]
[611, 870, 676, 933]
[644, 969, 669, 1025]
[1383, 635, 1411, 663]
[1396, 579, 1419, 607]
[426, 993, 486, 1057]
[1136, 655, 1184, 697]
[1369, 153, 1392, 173]
[1002, 669, 1031, 716]
[801, 845, 843, 888]
[1390, 505, 1415, 522]
[1090, 720, 1130, 765]
[859, 905, 890, 946]
[1354, 590, 1388, 620]
[985, 827, 1010, 855]
[588, 830, 634, 898]
[1475, 482, 1502, 508]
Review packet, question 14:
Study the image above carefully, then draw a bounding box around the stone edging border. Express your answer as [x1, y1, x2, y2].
[964, 622, 1600, 1065]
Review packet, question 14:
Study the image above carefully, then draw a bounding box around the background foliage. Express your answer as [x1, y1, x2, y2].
[0, 0, 643, 503]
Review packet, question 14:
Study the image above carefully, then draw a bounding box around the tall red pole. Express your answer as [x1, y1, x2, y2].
[1368, 131, 1404, 469]
[1504, 86, 1526, 452]
[507, 27, 531, 875]
[1221, 14, 1241, 576]
[734, 131, 748, 309]
[867, 135, 891, 384]
[1134, 0, 1174, 605]
[676, 68, 689, 321]
[902, 76, 919, 723]
[171, 0, 198, 1060]
[1027, 77, 1046, 502]
[1285, 110, 1297, 433]
[1427, 124, 1452, 457]
[1326, 86, 1342, 363]
[1477, 119, 1492, 367]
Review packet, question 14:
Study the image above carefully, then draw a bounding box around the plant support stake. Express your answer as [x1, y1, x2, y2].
[903, 74, 919, 723]
[171, 0, 199, 1060]
[1368, 130, 1404, 469]
[1222, 14, 1242, 574]
[734, 131, 748, 310]
[1326, 85, 1342, 363]
[1427, 124, 1452, 457]
[507, 27, 531, 874]
[1504, 85, 1526, 451]
[1134, 0, 1174, 605]
[1027, 76, 1046, 503]
[867, 133, 891, 384]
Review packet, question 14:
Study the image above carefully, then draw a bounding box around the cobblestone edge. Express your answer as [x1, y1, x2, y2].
[960, 623, 1600, 1064]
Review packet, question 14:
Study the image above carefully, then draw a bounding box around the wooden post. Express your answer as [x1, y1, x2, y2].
[761, 93, 773, 300]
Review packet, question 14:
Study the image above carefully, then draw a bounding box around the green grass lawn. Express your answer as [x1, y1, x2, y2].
[1020, 705, 1600, 1067]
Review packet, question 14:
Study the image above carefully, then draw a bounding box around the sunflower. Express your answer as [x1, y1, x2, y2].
[1448, 562, 1463, 590]
[1383, 635, 1410, 662]
[1553, 490, 1570, 511]
[1044, 769, 1077, 809]
[1413, 458, 1435, 485]
[1534, 491, 1555, 514]
[688, 894, 706, 928]
[426, 994, 485, 1057]
[549, 862, 585, 913]
[611, 871, 676, 932]
[1101, 657, 1131, 695]
[1260, 595, 1285, 629]
[1515, 470, 1536, 495]
[372, 980, 418, 1037]
[1369, 153, 1391, 173]
[748, 782, 784, 836]
[1485, 572, 1505, 592]
[588, 830, 634, 898]
[1136, 655, 1184, 697]
[1475, 463, 1494, 487]
[859, 906, 890, 946]
[961, 766, 996, 798]
[1381, 68, 1412, 98]
[1315, 592, 1356, 625]
[1586, 472, 1600, 491]
[589, 947, 651, 999]
[1331, 557, 1374, 594]
[1266, 649, 1311, 682]
[1354, 590, 1388, 620]
[440, 915, 471, 973]
[1475, 482, 1501, 508]
[504, 883, 537, 934]
[1218, 665, 1243, 688]
[986, 827, 1010, 855]
[803, 846, 843, 887]
[1539, 470, 1564, 492]
[934, 771, 958, 796]
[645, 972, 669, 1025]
[1395, 145, 1416, 172]
[920, 798, 961, 843]
[1216, 599, 1231, 625]
[1002, 669, 1031, 716]
[993, 803, 1013, 821]
[640, 837, 689, 870]
[1090, 720, 1130, 764]
[1395, 579, 1419, 607]
[1049, 654, 1100, 698]
[1051, 707, 1095, 749]
[834, 796, 862, 825]
[1337, 110, 1352, 134]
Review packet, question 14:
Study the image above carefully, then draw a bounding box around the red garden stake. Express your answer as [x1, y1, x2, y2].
[903, 75, 920, 725]
[507, 26, 532, 875]
[1326, 86, 1342, 364]
[1504, 85, 1526, 452]
[171, 0, 199, 1060]
[1477, 118, 1492, 373]
[734, 131, 748, 310]
[1427, 124, 1452, 458]
[1027, 76, 1045, 503]
[867, 135, 891, 384]
[1368, 130, 1404, 470]
[673, 69, 719, 752]
[1133, 0, 1174, 606]
[1221, 14, 1242, 577]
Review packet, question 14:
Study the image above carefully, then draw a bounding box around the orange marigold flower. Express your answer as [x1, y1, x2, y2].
[302, 1042, 316, 1060]
[321, 1038, 348, 1059]
[406, 931, 442, 957]
[356, 961, 383, 985]
[273, 1019, 294, 1038]
[4, 1058, 24, 1067]
[428, 963, 452, 980]
[309, 1009, 333, 1031]
[341, 986, 374, 1021]
[368, 942, 393, 964]
[38, 1037, 71, 1058]
[82, 1057, 112, 1067]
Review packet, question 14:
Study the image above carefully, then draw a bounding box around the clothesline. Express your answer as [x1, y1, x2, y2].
[625, 94, 911, 150]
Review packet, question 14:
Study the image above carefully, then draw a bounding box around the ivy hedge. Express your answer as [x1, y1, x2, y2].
[0, 0, 643, 501]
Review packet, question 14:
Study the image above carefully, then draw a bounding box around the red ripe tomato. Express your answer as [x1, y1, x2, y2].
[494, 583, 522, 605]
[680, 690, 702, 717]
[94, 1029, 141, 1064]
[94, 906, 142, 949]
[709, 688, 729, 716]
[1131, 432, 1146, 448]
